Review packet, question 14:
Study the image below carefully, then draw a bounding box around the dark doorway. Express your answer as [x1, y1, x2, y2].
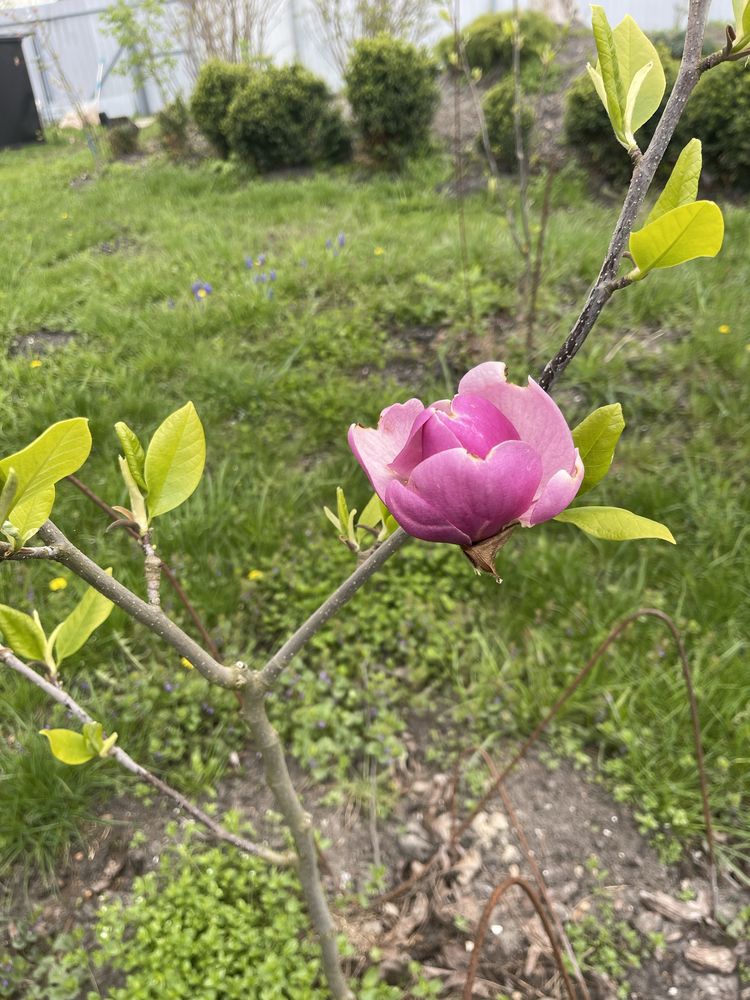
[0, 36, 43, 148]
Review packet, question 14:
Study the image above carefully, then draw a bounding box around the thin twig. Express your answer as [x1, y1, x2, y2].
[259, 528, 409, 688]
[538, 0, 714, 390]
[0, 543, 60, 561]
[0, 646, 292, 867]
[240, 682, 354, 1000]
[378, 608, 717, 911]
[447, 746, 590, 999]
[461, 875, 577, 1000]
[66, 474, 222, 660]
[37, 520, 245, 690]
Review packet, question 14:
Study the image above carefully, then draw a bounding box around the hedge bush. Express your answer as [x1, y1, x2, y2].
[190, 59, 253, 158]
[482, 77, 534, 171]
[156, 96, 191, 161]
[564, 45, 679, 185]
[344, 34, 439, 167]
[435, 10, 557, 74]
[680, 63, 750, 191]
[225, 64, 351, 172]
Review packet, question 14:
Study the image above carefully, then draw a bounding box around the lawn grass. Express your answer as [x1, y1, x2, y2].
[0, 136, 748, 882]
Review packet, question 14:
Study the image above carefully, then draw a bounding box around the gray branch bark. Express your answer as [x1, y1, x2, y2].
[37, 521, 245, 690]
[0, 646, 292, 867]
[538, 0, 714, 391]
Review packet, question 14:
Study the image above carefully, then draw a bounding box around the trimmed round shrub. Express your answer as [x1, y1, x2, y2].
[482, 77, 534, 171]
[190, 59, 253, 158]
[680, 63, 750, 191]
[225, 64, 351, 172]
[345, 34, 439, 167]
[436, 10, 557, 74]
[156, 96, 191, 160]
[564, 45, 679, 185]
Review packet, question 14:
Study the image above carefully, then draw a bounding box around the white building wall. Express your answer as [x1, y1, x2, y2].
[0, 0, 736, 122]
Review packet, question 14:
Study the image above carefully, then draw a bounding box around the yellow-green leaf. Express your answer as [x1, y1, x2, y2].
[6, 485, 56, 544]
[554, 506, 675, 543]
[0, 604, 47, 660]
[118, 456, 148, 533]
[630, 201, 724, 276]
[612, 15, 665, 136]
[590, 5, 625, 140]
[0, 418, 91, 518]
[571, 403, 625, 496]
[39, 729, 96, 765]
[646, 139, 702, 226]
[734, 0, 750, 38]
[115, 421, 147, 491]
[144, 402, 206, 520]
[0, 468, 18, 525]
[54, 572, 114, 664]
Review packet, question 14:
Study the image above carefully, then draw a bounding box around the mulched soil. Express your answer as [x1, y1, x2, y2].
[5, 721, 748, 1000]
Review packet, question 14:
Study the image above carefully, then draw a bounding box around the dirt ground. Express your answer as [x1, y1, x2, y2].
[8, 723, 748, 1000]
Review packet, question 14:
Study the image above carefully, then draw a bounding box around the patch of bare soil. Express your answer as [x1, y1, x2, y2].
[7, 328, 78, 358]
[3, 729, 748, 1000]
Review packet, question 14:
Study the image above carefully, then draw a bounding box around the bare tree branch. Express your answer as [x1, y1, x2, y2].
[0, 646, 292, 867]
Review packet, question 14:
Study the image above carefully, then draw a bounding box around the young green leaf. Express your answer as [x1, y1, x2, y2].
[4, 484, 56, 544]
[0, 418, 91, 516]
[143, 402, 206, 520]
[336, 486, 349, 532]
[118, 456, 148, 533]
[646, 139, 702, 226]
[554, 506, 675, 543]
[572, 403, 625, 496]
[589, 6, 626, 141]
[0, 468, 18, 525]
[39, 729, 96, 765]
[612, 15, 665, 136]
[115, 421, 147, 490]
[82, 721, 104, 755]
[734, 0, 750, 39]
[54, 572, 114, 664]
[630, 201, 724, 277]
[0, 604, 48, 660]
[623, 60, 653, 141]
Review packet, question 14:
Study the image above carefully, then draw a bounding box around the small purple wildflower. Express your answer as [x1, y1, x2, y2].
[201, 702, 215, 715]
[318, 670, 331, 685]
[325, 238, 333, 250]
[338, 232, 345, 247]
[269, 269, 277, 281]
[316, 720, 326, 729]
[258, 253, 267, 265]
[164, 682, 174, 692]
[191, 281, 212, 301]
[245, 255, 254, 269]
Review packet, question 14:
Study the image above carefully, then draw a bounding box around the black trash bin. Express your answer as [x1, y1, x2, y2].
[0, 36, 43, 148]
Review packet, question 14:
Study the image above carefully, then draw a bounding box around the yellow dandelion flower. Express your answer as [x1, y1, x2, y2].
[246, 569, 264, 582]
[49, 577, 68, 592]
[29, 359, 42, 369]
[745, 343, 750, 352]
[61, 212, 69, 221]
[180, 657, 194, 670]
[718, 324, 730, 334]
[374, 246, 385, 256]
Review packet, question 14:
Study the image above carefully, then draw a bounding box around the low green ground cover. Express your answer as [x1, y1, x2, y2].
[0, 138, 748, 893]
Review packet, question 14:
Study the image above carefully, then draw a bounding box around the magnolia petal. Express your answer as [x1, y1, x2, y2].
[385, 479, 472, 545]
[348, 398, 424, 497]
[520, 449, 585, 526]
[405, 441, 542, 543]
[459, 366, 577, 486]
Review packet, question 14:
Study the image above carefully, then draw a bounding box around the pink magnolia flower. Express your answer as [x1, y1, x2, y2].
[348, 362, 583, 553]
